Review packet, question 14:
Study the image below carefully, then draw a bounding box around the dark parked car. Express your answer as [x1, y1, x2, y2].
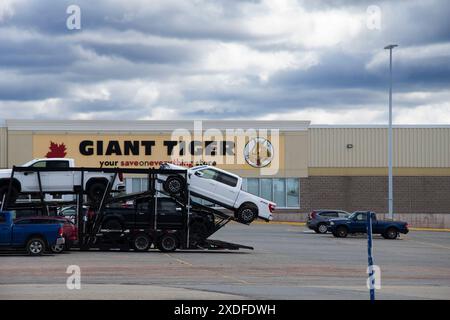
[306, 210, 350, 234]
[327, 211, 409, 239]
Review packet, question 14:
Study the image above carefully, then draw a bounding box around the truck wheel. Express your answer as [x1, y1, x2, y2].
[51, 244, 64, 254]
[133, 233, 152, 252]
[236, 206, 258, 224]
[163, 176, 185, 194]
[316, 223, 328, 234]
[383, 227, 399, 240]
[102, 219, 123, 231]
[0, 184, 18, 204]
[157, 233, 178, 252]
[336, 226, 348, 238]
[27, 238, 46, 256]
[87, 182, 107, 202]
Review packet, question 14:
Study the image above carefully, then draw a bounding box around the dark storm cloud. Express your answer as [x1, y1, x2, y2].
[83, 42, 200, 64]
[0, 0, 449, 122]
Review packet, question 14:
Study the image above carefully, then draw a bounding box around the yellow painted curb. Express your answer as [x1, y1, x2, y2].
[251, 221, 450, 232]
[252, 221, 306, 226]
[409, 227, 450, 232]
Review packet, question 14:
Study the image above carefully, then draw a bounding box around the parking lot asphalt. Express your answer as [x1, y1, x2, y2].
[1, 223, 450, 300]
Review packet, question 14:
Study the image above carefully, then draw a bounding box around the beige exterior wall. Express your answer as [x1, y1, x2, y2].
[3, 122, 450, 178]
[4, 120, 311, 178]
[0, 127, 7, 168]
[309, 127, 450, 169]
[7, 131, 33, 167]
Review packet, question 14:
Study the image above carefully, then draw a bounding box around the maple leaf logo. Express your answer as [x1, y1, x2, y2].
[45, 141, 67, 158]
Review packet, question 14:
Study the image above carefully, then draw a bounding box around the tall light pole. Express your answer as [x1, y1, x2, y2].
[384, 44, 398, 220]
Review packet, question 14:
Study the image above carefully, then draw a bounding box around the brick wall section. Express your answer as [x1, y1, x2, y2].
[298, 176, 450, 214]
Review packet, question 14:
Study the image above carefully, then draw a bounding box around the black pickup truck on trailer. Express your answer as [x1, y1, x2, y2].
[1, 165, 254, 252]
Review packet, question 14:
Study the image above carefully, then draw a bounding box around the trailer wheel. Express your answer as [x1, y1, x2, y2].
[87, 181, 107, 202]
[133, 233, 152, 252]
[236, 205, 258, 224]
[157, 233, 178, 252]
[27, 238, 46, 256]
[163, 176, 185, 194]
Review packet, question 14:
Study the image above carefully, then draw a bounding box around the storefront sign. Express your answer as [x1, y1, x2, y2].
[33, 133, 283, 174]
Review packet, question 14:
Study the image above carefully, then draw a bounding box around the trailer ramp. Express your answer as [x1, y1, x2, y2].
[199, 239, 254, 250]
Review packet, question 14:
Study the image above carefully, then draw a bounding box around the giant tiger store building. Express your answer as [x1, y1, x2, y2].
[0, 119, 449, 228]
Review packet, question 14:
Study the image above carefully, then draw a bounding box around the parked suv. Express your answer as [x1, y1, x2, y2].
[306, 209, 350, 234]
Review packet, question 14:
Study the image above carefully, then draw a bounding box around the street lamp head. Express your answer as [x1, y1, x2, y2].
[384, 44, 398, 50]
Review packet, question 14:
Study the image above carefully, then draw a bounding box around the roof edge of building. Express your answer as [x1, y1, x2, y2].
[310, 124, 450, 129]
[4, 119, 311, 131]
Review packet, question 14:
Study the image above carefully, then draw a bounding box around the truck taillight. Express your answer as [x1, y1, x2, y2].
[118, 172, 124, 182]
[269, 203, 275, 213]
[58, 227, 63, 237]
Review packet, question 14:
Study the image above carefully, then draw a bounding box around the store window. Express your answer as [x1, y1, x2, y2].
[273, 179, 286, 207]
[246, 178, 259, 196]
[127, 177, 300, 208]
[260, 179, 272, 202]
[286, 178, 300, 207]
[242, 177, 300, 208]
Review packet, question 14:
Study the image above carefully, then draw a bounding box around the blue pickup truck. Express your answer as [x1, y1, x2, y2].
[327, 211, 409, 239]
[0, 211, 65, 255]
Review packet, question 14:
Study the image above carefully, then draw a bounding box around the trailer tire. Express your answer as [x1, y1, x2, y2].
[157, 233, 178, 252]
[0, 184, 18, 204]
[163, 176, 185, 195]
[27, 237, 46, 256]
[87, 181, 107, 202]
[236, 205, 258, 224]
[132, 233, 152, 252]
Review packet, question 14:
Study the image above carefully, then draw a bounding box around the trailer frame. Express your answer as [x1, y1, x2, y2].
[0, 165, 253, 251]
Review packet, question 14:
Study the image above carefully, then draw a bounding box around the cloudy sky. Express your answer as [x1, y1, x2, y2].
[0, 0, 449, 124]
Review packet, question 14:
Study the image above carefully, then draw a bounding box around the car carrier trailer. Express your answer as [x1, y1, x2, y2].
[0, 165, 254, 252]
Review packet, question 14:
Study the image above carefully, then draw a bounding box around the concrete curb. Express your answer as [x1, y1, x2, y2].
[409, 227, 450, 232]
[253, 220, 450, 232]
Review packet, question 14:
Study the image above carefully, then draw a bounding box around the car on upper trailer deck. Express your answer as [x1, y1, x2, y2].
[157, 164, 275, 224]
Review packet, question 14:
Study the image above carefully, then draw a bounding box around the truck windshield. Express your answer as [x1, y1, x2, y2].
[348, 212, 360, 220]
[191, 165, 208, 171]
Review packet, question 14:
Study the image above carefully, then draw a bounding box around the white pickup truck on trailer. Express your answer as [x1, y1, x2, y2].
[158, 164, 275, 224]
[0, 158, 124, 202]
